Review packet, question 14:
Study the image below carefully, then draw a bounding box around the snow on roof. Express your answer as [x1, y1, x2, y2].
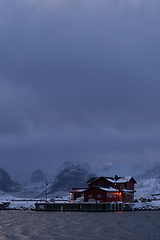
[70, 189, 86, 193]
[87, 176, 136, 185]
[107, 176, 132, 183]
[121, 189, 135, 193]
[76, 189, 86, 192]
[99, 187, 119, 192]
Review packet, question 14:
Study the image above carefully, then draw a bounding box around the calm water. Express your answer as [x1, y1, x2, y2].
[0, 210, 160, 240]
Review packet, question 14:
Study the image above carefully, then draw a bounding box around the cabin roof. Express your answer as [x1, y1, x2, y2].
[87, 176, 136, 184]
[69, 188, 87, 193]
[99, 187, 119, 192]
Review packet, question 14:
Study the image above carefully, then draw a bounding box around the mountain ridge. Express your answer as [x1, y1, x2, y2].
[1, 162, 160, 199]
[0, 168, 21, 192]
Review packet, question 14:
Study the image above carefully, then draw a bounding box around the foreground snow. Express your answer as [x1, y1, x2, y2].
[132, 201, 160, 210]
[135, 178, 160, 199]
[0, 193, 71, 210]
[0, 193, 37, 209]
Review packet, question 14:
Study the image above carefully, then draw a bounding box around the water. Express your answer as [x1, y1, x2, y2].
[0, 210, 160, 240]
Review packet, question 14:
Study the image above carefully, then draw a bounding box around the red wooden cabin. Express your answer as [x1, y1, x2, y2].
[69, 175, 136, 203]
[85, 176, 136, 203]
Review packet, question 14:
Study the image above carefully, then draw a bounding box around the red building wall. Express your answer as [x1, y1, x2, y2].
[84, 187, 122, 202]
[84, 187, 107, 202]
[126, 178, 136, 190]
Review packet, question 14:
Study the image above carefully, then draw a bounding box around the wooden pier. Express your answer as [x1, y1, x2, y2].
[35, 202, 127, 212]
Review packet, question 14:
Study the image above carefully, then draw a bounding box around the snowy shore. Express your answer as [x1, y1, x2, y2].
[131, 201, 160, 211]
[2, 201, 160, 211]
[1, 193, 160, 210]
[0, 193, 70, 210]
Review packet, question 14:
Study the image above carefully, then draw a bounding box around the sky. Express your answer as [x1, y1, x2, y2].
[0, 0, 160, 181]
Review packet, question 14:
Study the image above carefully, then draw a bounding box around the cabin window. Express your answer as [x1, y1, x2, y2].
[120, 184, 124, 188]
[88, 194, 93, 198]
[97, 194, 102, 198]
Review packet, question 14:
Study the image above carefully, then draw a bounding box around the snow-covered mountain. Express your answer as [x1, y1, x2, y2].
[97, 163, 149, 179]
[56, 161, 91, 175]
[41, 164, 96, 197]
[11, 169, 52, 198]
[139, 162, 160, 179]
[134, 162, 160, 199]
[35, 163, 96, 196]
[135, 178, 160, 199]
[0, 169, 21, 192]
[31, 169, 46, 183]
[14, 181, 47, 198]
[1, 162, 160, 199]
[97, 162, 160, 199]
[8, 163, 95, 198]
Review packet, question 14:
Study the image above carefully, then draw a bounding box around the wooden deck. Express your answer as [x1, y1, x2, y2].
[35, 202, 130, 212]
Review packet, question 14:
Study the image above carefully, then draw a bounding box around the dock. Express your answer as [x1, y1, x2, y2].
[35, 202, 129, 212]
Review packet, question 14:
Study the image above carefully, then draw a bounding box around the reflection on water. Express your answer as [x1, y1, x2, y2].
[0, 210, 160, 240]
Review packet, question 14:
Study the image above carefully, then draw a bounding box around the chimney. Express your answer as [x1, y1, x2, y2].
[115, 175, 118, 181]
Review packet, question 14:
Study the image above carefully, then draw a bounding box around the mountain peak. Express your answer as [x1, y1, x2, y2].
[47, 164, 96, 195]
[0, 168, 21, 192]
[31, 169, 46, 183]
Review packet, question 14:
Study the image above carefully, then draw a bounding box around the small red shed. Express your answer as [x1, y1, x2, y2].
[69, 188, 87, 201]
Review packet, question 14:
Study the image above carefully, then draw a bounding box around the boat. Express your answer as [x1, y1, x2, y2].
[0, 201, 10, 210]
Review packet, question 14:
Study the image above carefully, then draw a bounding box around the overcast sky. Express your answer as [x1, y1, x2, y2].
[0, 0, 160, 181]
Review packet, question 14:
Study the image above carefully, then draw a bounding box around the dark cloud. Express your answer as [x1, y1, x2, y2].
[0, 0, 160, 180]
